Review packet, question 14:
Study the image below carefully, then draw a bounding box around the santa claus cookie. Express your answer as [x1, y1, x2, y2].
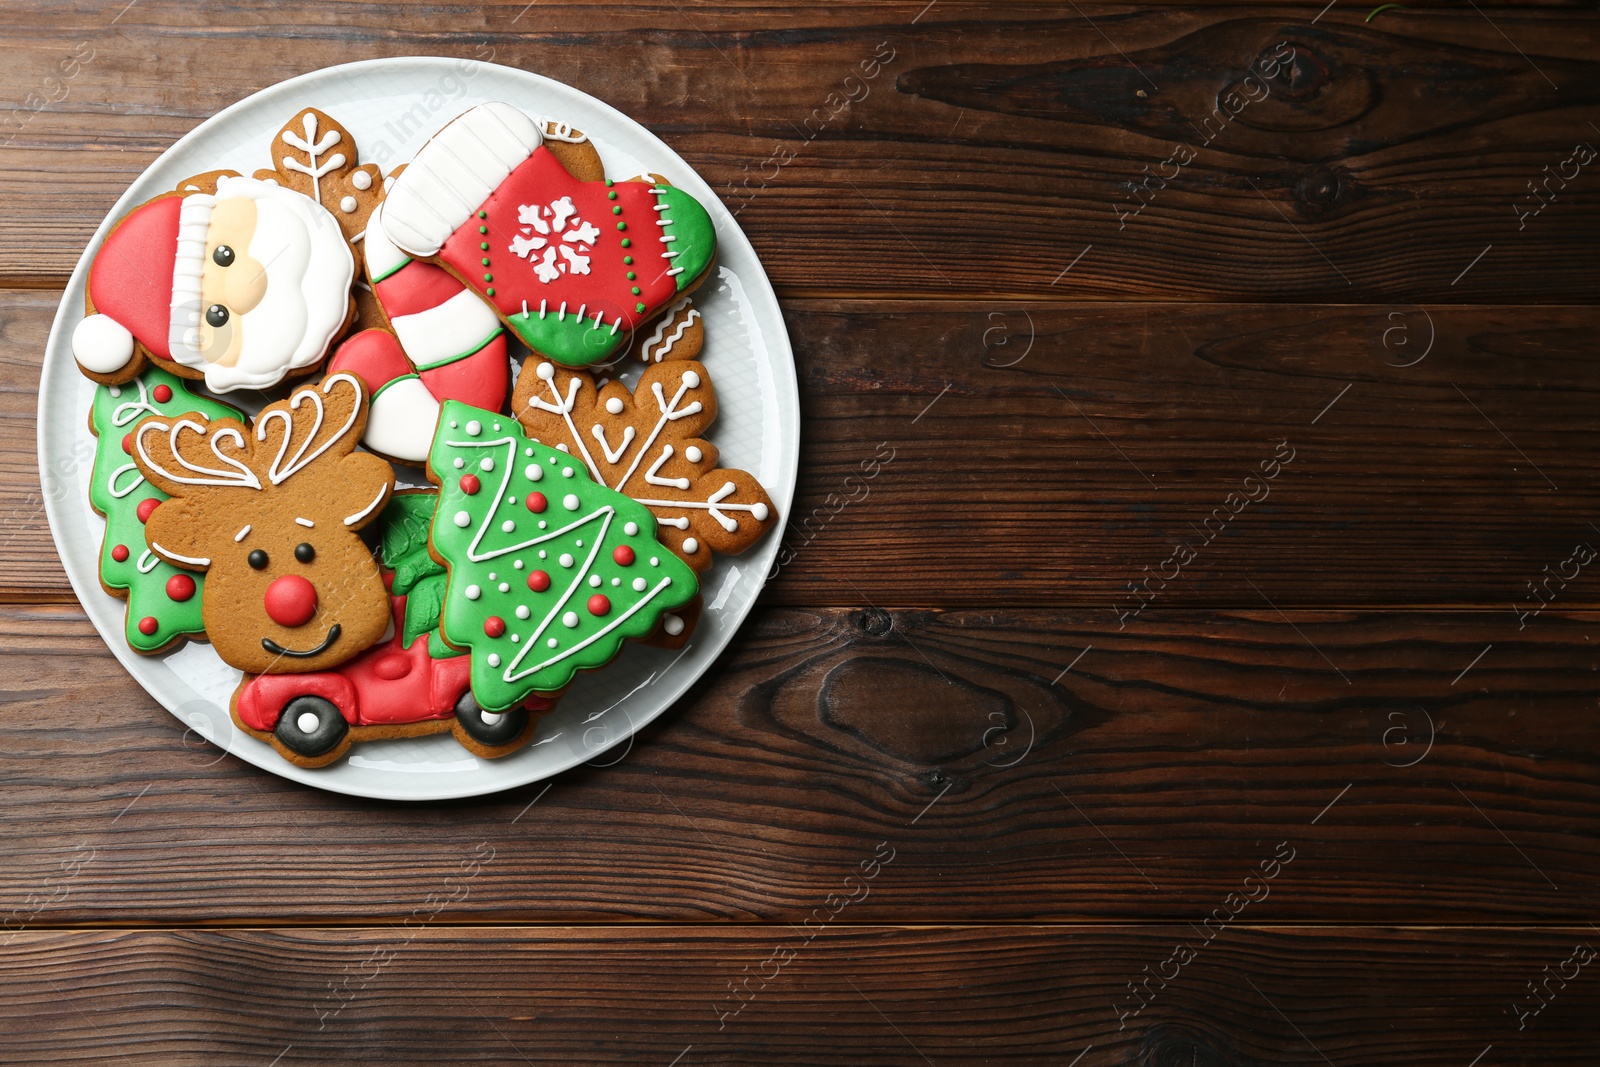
[71, 175, 356, 393]
[380, 102, 718, 369]
[511, 356, 776, 574]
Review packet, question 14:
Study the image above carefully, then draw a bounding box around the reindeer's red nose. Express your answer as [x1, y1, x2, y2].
[264, 575, 318, 627]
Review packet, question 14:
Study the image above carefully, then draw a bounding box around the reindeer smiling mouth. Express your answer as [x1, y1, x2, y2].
[262, 623, 343, 659]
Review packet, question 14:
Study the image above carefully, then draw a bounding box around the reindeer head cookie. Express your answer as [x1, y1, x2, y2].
[130, 373, 396, 674]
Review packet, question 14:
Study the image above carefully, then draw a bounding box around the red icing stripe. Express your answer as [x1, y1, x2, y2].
[417, 335, 508, 413]
[374, 258, 477, 319]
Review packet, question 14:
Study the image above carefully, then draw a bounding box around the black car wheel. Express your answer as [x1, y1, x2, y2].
[454, 689, 528, 747]
[274, 696, 350, 757]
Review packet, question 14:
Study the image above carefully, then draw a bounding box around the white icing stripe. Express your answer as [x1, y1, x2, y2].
[151, 541, 210, 567]
[234, 525, 251, 541]
[136, 417, 262, 490]
[136, 549, 161, 574]
[643, 299, 699, 362]
[167, 192, 215, 362]
[391, 289, 504, 369]
[363, 376, 439, 463]
[108, 463, 145, 498]
[295, 517, 315, 528]
[343, 484, 389, 527]
[382, 102, 543, 256]
[361, 201, 410, 283]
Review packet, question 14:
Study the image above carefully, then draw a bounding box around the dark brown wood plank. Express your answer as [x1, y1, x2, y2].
[1, 4, 1596, 299]
[2, 603, 1596, 926]
[2, 925, 1594, 1064]
[7, 292, 1600, 608]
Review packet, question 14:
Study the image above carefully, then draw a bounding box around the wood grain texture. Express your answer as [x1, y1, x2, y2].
[7, 292, 1599, 607]
[3, 925, 1595, 1065]
[2, 603, 1596, 927]
[1, 4, 1596, 300]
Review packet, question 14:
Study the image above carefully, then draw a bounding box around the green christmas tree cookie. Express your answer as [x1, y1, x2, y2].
[428, 400, 699, 712]
[88, 368, 241, 654]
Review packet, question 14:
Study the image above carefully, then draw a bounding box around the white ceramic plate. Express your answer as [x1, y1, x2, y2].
[38, 58, 798, 801]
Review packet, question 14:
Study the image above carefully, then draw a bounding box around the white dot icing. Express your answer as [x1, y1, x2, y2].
[487, 653, 501, 667]
[624, 521, 639, 536]
[633, 577, 648, 592]
[480, 457, 495, 471]
[498, 582, 510, 593]
[685, 446, 702, 462]
[683, 538, 700, 554]
[562, 611, 579, 628]
[683, 371, 701, 388]
[562, 467, 574, 479]
[664, 614, 685, 636]
[340, 195, 358, 213]
[515, 605, 531, 620]
[465, 584, 481, 600]
[605, 398, 625, 415]
[547, 637, 559, 648]
[559, 553, 575, 567]
[753, 503, 770, 521]
[453, 458, 465, 469]
[563, 494, 580, 510]
[351, 170, 373, 190]
[453, 511, 472, 527]
[589, 574, 602, 587]
[465, 420, 482, 436]
[501, 520, 515, 533]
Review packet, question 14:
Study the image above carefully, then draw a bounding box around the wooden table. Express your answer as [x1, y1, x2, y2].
[2, 2, 1596, 1063]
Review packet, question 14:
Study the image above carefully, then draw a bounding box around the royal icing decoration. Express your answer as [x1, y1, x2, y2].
[640, 296, 701, 363]
[511, 358, 776, 571]
[428, 400, 698, 711]
[88, 368, 240, 653]
[380, 103, 717, 367]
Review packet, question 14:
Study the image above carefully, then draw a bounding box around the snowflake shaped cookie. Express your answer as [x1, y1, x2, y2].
[509, 197, 603, 284]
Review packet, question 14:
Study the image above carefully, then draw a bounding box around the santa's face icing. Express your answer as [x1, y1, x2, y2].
[170, 177, 352, 391]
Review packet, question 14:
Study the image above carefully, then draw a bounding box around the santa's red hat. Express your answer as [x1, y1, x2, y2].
[72, 192, 214, 375]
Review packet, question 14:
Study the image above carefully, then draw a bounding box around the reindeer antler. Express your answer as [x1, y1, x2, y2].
[135, 415, 263, 491]
[254, 372, 364, 486]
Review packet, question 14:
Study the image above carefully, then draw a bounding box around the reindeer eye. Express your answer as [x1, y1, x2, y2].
[247, 549, 269, 570]
[212, 245, 235, 267]
[206, 304, 230, 327]
[295, 543, 315, 563]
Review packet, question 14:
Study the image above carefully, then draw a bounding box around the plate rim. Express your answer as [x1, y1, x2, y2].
[37, 56, 799, 801]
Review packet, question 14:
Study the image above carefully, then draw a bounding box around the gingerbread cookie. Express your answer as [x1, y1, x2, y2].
[129, 372, 395, 674]
[230, 490, 557, 768]
[632, 295, 703, 363]
[540, 120, 605, 182]
[253, 108, 384, 276]
[71, 174, 356, 392]
[380, 102, 718, 368]
[88, 368, 242, 654]
[425, 400, 699, 713]
[511, 357, 776, 573]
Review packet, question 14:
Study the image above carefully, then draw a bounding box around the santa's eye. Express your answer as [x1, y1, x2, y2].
[294, 543, 315, 563]
[248, 549, 269, 570]
[206, 304, 229, 327]
[212, 245, 235, 266]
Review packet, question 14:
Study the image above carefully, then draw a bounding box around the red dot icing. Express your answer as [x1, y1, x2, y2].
[587, 594, 611, 617]
[121, 433, 133, 455]
[612, 545, 635, 566]
[527, 570, 551, 592]
[263, 574, 318, 628]
[460, 474, 481, 495]
[111, 544, 129, 563]
[152, 384, 173, 403]
[484, 616, 507, 637]
[525, 492, 548, 513]
[165, 573, 195, 602]
[137, 616, 159, 636]
[136, 497, 161, 523]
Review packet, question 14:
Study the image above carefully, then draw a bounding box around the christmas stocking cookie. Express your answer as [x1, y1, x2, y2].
[381, 102, 717, 368]
[510, 357, 777, 574]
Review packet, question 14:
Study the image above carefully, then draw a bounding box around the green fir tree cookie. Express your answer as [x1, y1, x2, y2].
[88, 369, 241, 653]
[427, 400, 698, 711]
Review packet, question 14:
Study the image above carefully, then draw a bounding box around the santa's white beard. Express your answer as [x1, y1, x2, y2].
[178, 177, 353, 392]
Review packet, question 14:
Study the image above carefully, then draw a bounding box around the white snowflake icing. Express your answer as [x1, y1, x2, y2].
[510, 197, 596, 283]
